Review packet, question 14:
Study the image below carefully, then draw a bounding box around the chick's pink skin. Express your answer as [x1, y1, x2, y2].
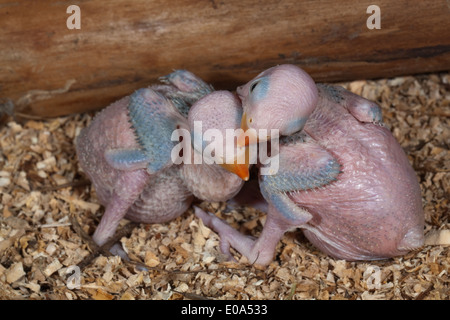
[76, 95, 192, 246]
[76, 86, 247, 247]
[295, 85, 424, 260]
[182, 91, 246, 201]
[196, 66, 424, 265]
[237, 64, 318, 138]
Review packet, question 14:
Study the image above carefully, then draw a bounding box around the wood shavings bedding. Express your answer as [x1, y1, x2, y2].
[0, 73, 448, 300]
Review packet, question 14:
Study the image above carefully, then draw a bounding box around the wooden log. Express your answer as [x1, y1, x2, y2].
[1, 0, 449, 118]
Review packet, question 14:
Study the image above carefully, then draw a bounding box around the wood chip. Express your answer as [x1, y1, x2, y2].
[43, 259, 63, 277]
[5, 262, 26, 284]
[0, 73, 448, 300]
[425, 230, 450, 245]
[91, 289, 115, 300]
[0, 177, 10, 187]
[144, 251, 160, 267]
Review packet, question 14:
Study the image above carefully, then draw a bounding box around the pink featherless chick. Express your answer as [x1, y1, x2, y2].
[195, 64, 424, 266]
[76, 70, 248, 248]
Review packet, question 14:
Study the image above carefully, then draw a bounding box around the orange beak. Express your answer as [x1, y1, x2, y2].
[237, 113, 258, 147]
[219, 162, 250, 181]
[219, 135, 253, 181]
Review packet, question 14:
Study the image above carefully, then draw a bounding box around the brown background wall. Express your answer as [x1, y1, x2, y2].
[1, 0, 449, 117]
